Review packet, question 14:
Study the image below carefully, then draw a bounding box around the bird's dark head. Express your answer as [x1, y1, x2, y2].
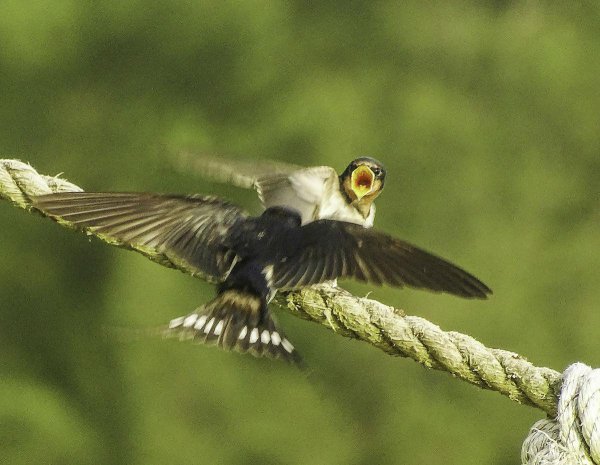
[260, 206, 303, 228]
[340, 157, 386, 204]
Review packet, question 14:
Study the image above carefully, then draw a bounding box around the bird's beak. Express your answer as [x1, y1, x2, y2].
[350, 165, 375, 200]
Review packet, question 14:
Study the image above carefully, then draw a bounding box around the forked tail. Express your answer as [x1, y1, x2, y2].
[166, 290, 302, 365]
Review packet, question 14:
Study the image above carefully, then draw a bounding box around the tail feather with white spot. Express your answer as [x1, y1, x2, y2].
[166, 290, 302, 365]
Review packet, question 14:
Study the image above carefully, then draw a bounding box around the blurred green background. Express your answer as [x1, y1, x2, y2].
[1, 1, 599, 464]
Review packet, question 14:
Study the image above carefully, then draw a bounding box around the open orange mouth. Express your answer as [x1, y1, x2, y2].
[350, 165, 375, 199]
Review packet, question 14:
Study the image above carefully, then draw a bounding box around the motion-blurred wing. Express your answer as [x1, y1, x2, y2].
[176, 152, 343, 225]
[256, 166, 338, 224]
[176, 151, 303, 189]
[32, 192, 247, 282]
[272, 221, 492, 299]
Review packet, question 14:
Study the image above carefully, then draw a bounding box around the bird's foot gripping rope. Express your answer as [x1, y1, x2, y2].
[522, 363, 600, 465]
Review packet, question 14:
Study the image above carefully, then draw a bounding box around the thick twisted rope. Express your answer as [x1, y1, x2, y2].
[2, 159, 598, 462]
[522, 363, 600, 464]
[0, 159, 562, 411]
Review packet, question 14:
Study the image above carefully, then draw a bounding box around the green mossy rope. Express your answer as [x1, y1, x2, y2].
[0, 158, 562, 416]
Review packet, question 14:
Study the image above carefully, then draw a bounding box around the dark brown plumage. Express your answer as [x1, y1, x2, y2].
[33, 192, 492, 364]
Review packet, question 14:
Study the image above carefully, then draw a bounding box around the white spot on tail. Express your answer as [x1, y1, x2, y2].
[260, 330, 270, 344]
[271, 332, 281, 346]
[203, 317, 215, 334]
[238, 326, 248, 340]
[194, 315, 207, 330]
[213, 319, 224, 336]
[183, 314, 198, 328]
[281, 338, 294, 353]
[249, 328, 259, 344]
[263, 265, 274, 283]
[169, 316, 185, 329]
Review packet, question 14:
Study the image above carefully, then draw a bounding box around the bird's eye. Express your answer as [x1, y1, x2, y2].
[372, 167, 381, 176]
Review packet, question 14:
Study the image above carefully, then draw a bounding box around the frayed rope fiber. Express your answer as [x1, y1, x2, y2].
[522, 363, 600, 464]
[1, 159, 598, 463]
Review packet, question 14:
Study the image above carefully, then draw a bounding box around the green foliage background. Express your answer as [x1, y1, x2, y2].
[1, 2, 599, 464]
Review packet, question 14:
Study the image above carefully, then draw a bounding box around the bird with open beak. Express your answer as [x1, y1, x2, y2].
[338, 157, 385, 221]
[174, 152, 386, 228]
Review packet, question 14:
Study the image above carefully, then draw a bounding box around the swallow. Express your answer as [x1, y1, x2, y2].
[176, 152, 387, 227]
[32, 192, 492, 365]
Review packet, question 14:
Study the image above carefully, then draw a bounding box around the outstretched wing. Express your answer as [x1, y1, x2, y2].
[175, 152, 343, 226]
[175, 151, 303, 190]
[272, 220, 492, 299]
[32, 192, 247, 282]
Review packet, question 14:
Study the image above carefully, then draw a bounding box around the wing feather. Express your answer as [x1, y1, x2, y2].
[272, 220, 492, 299]
[32, 192, 247, 282]
[176, 151, 303, 190]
